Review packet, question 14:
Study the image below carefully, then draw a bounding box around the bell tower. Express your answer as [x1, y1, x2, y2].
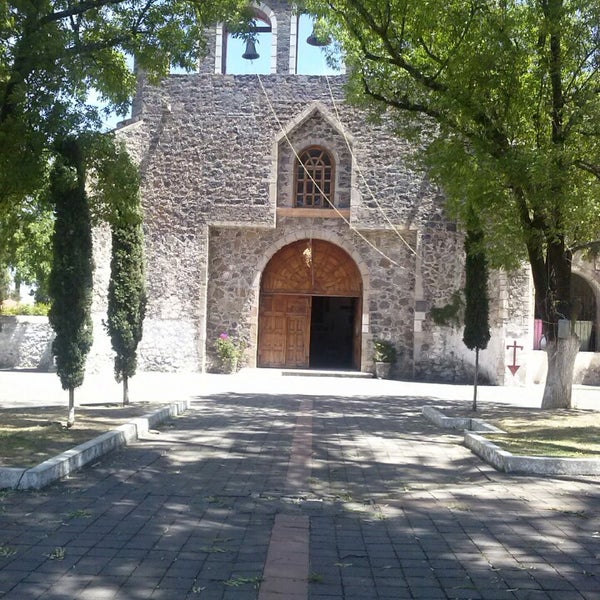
[198, 0, 336, 76]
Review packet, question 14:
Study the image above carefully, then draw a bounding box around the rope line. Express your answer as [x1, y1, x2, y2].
[313, 52, 463, 286]
[323, 73, 418, 258]
[256, 73, 405, 269]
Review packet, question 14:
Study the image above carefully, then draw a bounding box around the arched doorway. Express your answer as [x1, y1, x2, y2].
[571, 274, 597, 351]
[258, 239, 363, 369]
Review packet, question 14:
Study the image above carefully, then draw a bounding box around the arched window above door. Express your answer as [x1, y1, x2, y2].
[295, 146, 335, 208]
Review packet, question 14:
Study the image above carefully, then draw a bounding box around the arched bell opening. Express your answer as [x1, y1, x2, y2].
[291, 13, 344, 75]
[571, 273, 598, 351]
[218, 3, 276, 75]
[533, 272, 598, 351]
[258, 239, 363, 370]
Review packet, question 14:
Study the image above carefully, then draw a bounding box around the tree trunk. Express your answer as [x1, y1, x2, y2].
[123, 375, 129, 406]
[68, 387, 75, 426]
[541, 335, 579, 409]
[472, 347, 479, 412]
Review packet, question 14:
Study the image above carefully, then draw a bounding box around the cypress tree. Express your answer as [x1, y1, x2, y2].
[48, 139, 94, 426]
[463, 228, 491, 411]
[106, 205, 147, 405]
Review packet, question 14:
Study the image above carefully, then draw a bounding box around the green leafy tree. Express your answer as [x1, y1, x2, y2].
[307, 0, 600, 408]
[0, 0, 250, 219]
[106, 149, 147, 405]
[0, 196, 54, 303]
[463, 227, 491, 411]
[0, 266, 9, 310]
[48, 138, 93, 426]
[1, 0, 252, 338]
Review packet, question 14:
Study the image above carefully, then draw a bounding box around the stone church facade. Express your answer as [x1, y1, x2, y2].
[83, 0, 600, 385]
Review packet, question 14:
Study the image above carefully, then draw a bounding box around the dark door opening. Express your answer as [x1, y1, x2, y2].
[309, 296, 356, 369]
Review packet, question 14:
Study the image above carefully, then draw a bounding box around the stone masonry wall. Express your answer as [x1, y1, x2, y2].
[110, 70, 459, 374]
[125, 74, 445, 231]
[103, 0, 519, 379]
[0, 316, 54, 370]
[412, 227, 472, 382]
[205, 219, 417, 376]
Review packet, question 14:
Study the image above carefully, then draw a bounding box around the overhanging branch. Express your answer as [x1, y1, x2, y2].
[40, 0, 132, 26]
[574, 160, 600, 180]
[363, 79, 444, 121]
[570, 239, 600, 254]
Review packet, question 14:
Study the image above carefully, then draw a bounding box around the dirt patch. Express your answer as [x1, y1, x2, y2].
[0, 403, 168, 468]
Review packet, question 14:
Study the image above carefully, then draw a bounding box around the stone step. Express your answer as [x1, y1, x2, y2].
[280, 369, 373, 379]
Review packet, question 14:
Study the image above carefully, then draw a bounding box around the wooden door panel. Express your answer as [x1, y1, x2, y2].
[258, 313, 286, 367]
[258, 295, 311, 368]
[286, 296, 311, 315]
[286, 314, 310, 367]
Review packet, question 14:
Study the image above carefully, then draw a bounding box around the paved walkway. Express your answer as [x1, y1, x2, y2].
[0, 371, 599, 599]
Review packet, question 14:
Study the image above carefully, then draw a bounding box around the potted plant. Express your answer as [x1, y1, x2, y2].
[373, 339, 397, 379]
[216, 332, 245, 373]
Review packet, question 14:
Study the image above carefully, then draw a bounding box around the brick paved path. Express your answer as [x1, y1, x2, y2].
[0, 379, 599, 599]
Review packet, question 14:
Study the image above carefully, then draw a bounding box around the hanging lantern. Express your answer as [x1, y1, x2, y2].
[242, 39, 260, 60]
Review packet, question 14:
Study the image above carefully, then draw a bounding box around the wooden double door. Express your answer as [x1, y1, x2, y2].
[257, 239, 363, 370]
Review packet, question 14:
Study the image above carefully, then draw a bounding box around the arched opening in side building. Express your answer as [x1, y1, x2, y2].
[534, 273, 598, 351]
[258, 239, 363, 369]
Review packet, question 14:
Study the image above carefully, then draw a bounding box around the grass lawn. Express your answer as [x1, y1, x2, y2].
[486, 410, 600, 458]
[0, 403, 163, 468]
[2, 403, 599, 469]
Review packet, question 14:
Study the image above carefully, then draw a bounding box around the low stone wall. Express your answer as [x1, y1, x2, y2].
[0, 316, 54, 370]
[526, 350, 600, 386]
[464, 431, 600, 476]
[0, 315, 200, 374]
[4, 314, 600, 385]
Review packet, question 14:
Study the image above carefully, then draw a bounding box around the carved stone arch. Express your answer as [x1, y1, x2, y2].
[252, 231, 371, 297]
[274, 102, 354, 145]
[257, 238, 364, 369]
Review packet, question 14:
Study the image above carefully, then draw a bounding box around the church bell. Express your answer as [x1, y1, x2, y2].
[242, 39, 260, 60]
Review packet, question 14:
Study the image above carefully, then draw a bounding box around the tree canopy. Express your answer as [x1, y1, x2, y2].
[1, 0, 250, 298]
[0, 194, 53, 302]
[307, 0, 600, 407]
[0, 0, 249, 207]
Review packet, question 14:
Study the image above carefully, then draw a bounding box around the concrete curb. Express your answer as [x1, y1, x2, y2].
[0, 399, 190, 491]
[464, 431, 600, 475]
[421, 406, 504, 433]
[423, 405, 600, 476]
